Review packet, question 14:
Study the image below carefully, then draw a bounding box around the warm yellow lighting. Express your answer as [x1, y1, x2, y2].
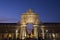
[19, 9, 40, 39]
[41, 25, 45, 27]
[33, 25, 38, 27]
[16, 29, 19, 38]
[52, 33, 55, 38]
[16, 29, 18, 33]
[25, 33, 26, 37]
[41, 25, 45, 39]
[9, 34, 11, 37]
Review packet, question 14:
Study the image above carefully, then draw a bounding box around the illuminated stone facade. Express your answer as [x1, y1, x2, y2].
[19, 9, 40, 39]
[0, 9, 60, 40]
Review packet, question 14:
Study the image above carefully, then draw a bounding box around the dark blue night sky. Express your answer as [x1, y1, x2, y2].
[0, 0, 60, 23]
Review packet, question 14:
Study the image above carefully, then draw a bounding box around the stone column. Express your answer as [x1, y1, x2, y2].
[20, 25, 26, 40]
[33, 25, 38, 39]
[41, 25, 45, 39]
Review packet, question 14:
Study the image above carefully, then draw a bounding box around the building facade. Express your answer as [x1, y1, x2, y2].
[19, 9, 40, 40]
[0, 9, 60, 40]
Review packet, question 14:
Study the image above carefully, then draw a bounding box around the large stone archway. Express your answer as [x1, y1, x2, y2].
[19, 9, 40, 40]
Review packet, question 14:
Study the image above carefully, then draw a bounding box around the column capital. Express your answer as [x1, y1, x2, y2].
[33, 25, 39, 27]
[20, 24, 26, 27]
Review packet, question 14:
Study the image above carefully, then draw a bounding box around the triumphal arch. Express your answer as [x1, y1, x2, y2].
[19, 9, 40, 40]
